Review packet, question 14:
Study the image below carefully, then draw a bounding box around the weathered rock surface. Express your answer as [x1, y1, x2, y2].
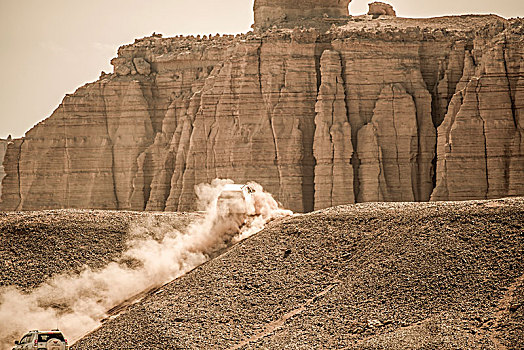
[1, 138, 23, 209]
[1, 9, 523, 212]
[73, 198, 524, 349]
[368, 2, 397, 17]
[357, 83, 430, 202]
[0, 139, 8, 199]
[432, 22, 524, 201]
[254, 0, 351, 28]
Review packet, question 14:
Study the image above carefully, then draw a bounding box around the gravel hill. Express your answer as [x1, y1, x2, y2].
[0, 210, 202, 291]
[73, 198, 524, 349]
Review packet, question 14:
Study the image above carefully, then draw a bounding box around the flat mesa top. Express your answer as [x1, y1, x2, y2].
[124, 14, 509, 50]
[339, 14, 507, 32]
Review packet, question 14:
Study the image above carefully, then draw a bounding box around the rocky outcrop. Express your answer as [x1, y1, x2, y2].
[1, 138, 23, 209]
[1, 11, 522, 212]
[333, 35, 437, 203]
[368, 2, 396, 17]
[254, 0, 351, 28]
[0, 139, 8, 199]
[168, 31, 321, 212]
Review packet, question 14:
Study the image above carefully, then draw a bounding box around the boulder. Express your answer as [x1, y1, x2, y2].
[133, 57, 151, 75]
[368, 2, 397, 17]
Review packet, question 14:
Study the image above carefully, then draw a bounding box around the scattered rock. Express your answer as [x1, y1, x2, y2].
[0, 210, 202, 291]
[74, 198, 524, 349]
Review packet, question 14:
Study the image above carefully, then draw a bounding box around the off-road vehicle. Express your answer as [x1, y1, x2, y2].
[13, 330, 68, 350]
[216, 184, 256, 216]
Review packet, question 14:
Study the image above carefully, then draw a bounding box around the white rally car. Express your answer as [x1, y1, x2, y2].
[216, 184, 256, 217]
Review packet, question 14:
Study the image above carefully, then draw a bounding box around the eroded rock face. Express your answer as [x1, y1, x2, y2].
[368, 2, 397, 17]
[0, 139, 8, 199]
[431, 25, 524, 200]
[1, 138, 23, 209]
[1, 16, 523, 212]
[254, 0, 351, 28]
[358, 84, 428, 202]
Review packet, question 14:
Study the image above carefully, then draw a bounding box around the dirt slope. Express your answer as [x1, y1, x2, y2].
[0, 210, 202, 291]
[74, 198, 524, 349]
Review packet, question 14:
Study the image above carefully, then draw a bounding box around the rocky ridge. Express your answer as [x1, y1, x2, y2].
[1, 8, 523, 212]
[73, 198, 524, 349]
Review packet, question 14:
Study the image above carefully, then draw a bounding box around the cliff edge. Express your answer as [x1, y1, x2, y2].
[1, 1, 523, 212]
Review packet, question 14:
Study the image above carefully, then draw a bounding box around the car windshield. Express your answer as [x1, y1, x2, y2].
[218, 191, 244, 200]
[38, 333, 64, 342]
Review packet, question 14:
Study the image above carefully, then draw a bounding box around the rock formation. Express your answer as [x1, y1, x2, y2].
[431, 29, 524, 201]
[368, 2, 397, 17]
[0, 139, 8, 199]
[254, 0, 351, 28]
[357, 83, 431, 202]
[313, 50, 354, 210]
[1, 2, 523, 212]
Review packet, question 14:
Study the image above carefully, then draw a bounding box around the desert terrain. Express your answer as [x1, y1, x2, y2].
[2, 198, 521, 349]
[1, 0, 523, 349]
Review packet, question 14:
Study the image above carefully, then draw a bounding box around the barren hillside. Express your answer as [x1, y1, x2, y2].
[74, 198, 524, 349]
[0, 210, 202, 291]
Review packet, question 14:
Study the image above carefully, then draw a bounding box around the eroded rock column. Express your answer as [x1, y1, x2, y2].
[313, 50, 354, 210]
[357, 84, 419, 202]
[0, 139, 22, 210]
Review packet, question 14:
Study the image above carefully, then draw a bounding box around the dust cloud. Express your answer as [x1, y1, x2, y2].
[0, 179, 292, 349]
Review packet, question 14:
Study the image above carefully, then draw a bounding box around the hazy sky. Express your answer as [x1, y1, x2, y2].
[1, 0, 523, 139]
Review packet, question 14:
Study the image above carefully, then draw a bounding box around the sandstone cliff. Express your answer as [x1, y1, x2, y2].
[1, 11, 523, 212]
[0, 139, 8, 199]
[432, 21, 524, 200]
